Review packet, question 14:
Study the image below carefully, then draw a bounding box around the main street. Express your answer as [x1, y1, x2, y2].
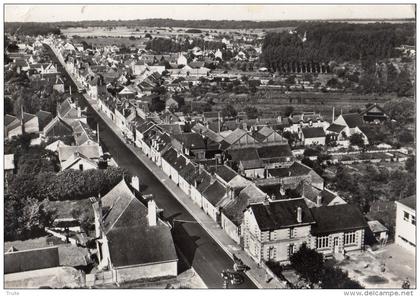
[88, 112, 256, 289]
[45, 43, 257, 288]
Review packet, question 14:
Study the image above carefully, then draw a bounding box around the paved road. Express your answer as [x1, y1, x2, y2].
[86, 113, 256, 289]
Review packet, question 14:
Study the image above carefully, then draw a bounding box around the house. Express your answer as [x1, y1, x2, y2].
[221, 128, 259, 150]
[327, 113, 368, 146]
[57, 144, 103, 168]
[243, 198, 315, 263]
[300, 127, 326, 146]
[5, 112, 40, 139]
[4, 114, 21, 140]
[360, 103, 390, 124]
[300, 183, 346, 208]
[395, 196, 416, 253]
[91, 179, 178, 283]
[266, 161, 324, 189]
[53, 76, 65, 93]
[60, 152, 99, 171]
[57, 98, 85, 124]
[211, 164, 251, 189]
[190, 167, 213, 208]
[42, 116, 74, 143]
[367, 220, 389, 245]
[172, 132, 206, 160]
[309, 204, 368, 256]
[36, 110, 53, 131]
[177, 53, 188, 66]
[221, 184, 267, 244]
[201, 180, 231, 223]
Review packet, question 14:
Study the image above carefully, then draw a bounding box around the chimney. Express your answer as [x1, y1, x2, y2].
[148, 200, 157, 227]
[131, 176, 140, 192]
[316, 195, 322, 207]
[77, 106, 81, 118]
[332, 107, 335, 122]
[263, 196, 270, 206]
[297, 207, 302, 223]
[198, 164, 204, 174]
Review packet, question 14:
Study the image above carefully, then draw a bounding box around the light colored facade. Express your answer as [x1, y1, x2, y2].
[395, 197, 416, 253]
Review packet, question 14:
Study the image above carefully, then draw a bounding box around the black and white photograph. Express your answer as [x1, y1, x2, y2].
[2, 2, 417, 293]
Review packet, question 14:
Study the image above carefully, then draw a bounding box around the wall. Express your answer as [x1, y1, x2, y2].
[5, 246, 59, 274]
[395, 202, 416, 253]
[221, 213, 240, 244]
[114, 261, 177, 283]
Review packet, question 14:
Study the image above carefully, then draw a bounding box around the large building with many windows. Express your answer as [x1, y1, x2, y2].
[242, 199, 368, 263]
[395, 196, 416, 253]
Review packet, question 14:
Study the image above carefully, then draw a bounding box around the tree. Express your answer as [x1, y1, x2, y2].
[405, 156, 415, 173]
[396, 69, 414, 97]
[349, 133, 365, 147]
[284, 106, 294, 117]
[321, 266, 364, 289]
[244, 106, 259, 119]
[398, 129, 414, 145]
[222, 104, 237, 118]
[290, 243, 324, 283]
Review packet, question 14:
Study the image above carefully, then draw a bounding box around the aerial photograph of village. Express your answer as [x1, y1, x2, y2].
[2, 3, 417, 293]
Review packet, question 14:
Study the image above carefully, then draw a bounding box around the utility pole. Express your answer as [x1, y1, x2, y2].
[97, 122, 100, 143]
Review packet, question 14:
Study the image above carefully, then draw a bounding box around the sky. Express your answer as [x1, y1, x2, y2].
[5, 4, 415, 23]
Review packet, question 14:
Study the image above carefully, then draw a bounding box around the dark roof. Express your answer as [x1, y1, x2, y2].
[302, 127, 325, 138]
[249, 198, 315, 231]
[302, 183, 338, 206]
[202, 180, 227, 206]
[267, 161, 312, 178]
[342, 113, 364, 128]
[101, 180, 177, 267]
[5, 246, 59, 274]
[5, 114, 18, 126]
[36, 110, 53, 131]
[398, 196, 416, 210]
[213, 165, 238, 183]
[195, 170, 213, 193]
[174, 132, 205, 150]
[228, 147, 259, 162]
[327, 123, 346, 133]
[162, 148, 178, 165]
[310, 204, 368, 235]
[257, 144, 293, 159]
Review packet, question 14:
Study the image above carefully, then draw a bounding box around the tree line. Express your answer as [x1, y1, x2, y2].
[262, 22, 415, 70]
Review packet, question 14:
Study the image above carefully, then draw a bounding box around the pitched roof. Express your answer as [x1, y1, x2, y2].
[327, 123, 346, 133]
[202, 180, 227, 206]
[257, 144, 293, 159]
[222, 184, 266, 226]
[301, 183, 338, 206]
[267, 161, 312, 178]
[173, 132, 205, 150]
[58, 144, 102, 162]
[301, 127, 326, 138]
[397, 196, 416, 210]
[249, 198, 315, 231]
[100, 180, 177, 267]
[36, 110, 53, 131]
[229, 147, 259, 162]
[212, 165, 238, 183]
[223, 128, 248, 144]
[5, 114, 18, 127]
[60, 152, 98, 171]
[342, 113, 364, 128]
[310, 204, 368, 235]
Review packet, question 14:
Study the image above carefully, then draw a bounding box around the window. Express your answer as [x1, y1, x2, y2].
[344, 231, 356, 245]
[317, 236, 329, 249]
[411, 215, 416, 226]
[288, 244, 295, 257]
[289, 228, 296, 239]
[268, 231, 275, 241]
[404, 211, 410, 222]
[268, 247, 276, 260]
